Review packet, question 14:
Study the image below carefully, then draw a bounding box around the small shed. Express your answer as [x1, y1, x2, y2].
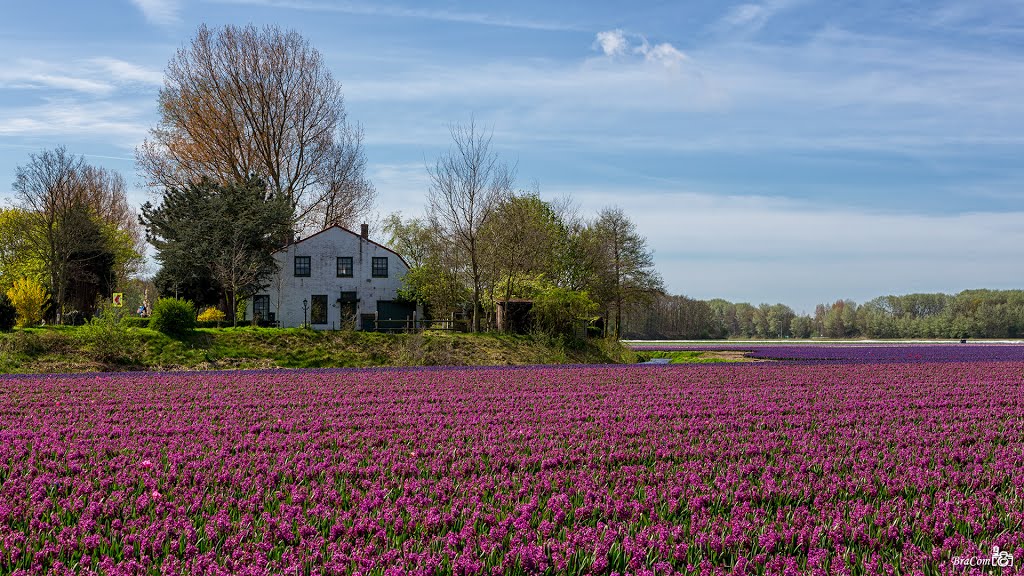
[495, 299, 534, 334]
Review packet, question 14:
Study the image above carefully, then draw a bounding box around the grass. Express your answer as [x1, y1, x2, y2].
[634, 350, 747, 364]
[0, 325, 637, 373]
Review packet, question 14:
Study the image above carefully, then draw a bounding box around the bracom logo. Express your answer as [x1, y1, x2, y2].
[951, 546, 1014, 568]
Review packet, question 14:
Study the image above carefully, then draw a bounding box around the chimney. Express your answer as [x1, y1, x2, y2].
[360, 223, 369, 239]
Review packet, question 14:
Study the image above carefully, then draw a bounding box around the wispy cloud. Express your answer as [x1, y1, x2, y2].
[90, 58, 164, 86]
[0, 60, 114, 95]
[0, 57, 162, 95]
[717, 0, 800, 34]
[130, 0, 181, 27]
[0, 98, 150, 143]
[209, 0, 579, 31]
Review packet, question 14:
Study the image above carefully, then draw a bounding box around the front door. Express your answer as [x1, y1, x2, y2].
[338, 291, 357, 329]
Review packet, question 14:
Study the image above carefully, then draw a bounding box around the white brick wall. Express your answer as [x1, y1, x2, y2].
[247, 225, 410, 329]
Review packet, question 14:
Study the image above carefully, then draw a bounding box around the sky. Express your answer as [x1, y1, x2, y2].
[1, 0, 1023, 313]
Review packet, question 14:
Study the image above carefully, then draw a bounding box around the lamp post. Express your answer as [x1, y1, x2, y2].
[302, 298, 309, 328]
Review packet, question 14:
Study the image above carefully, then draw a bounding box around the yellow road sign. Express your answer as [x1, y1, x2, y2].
[112, 293, 124, 307]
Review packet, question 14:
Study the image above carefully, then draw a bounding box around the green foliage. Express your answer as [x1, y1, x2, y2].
[6, 277, 47, 327]
[0, 208, 43, 293]
[480, 192, 564, 306]
[78, 305, 140, 364]
[149, 298, 197, 337]
[635, 350, 740, 364]
[141, 176, 291, 320]
[12, 148, 142, 322]
[0, 327, 633, 373]
[0, 293, 16, 332]
[532, 286, 598, 338]
[585, 207, 663, 338]
[121, 317, 151, 329]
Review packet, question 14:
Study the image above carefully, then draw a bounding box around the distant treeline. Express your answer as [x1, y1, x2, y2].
[623, 289, 1024, 340]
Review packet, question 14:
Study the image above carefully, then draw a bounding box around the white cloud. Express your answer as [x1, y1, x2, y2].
[593, 29, 689, 67]
[637, 41, 688, 68]
[130, 0, 181, 27]
[90, 58, 164, 86]
[594, 29, 629, 56]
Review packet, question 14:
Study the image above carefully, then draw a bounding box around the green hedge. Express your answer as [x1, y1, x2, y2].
[121, 317, 150, 328]
[121, 317, 250, 330]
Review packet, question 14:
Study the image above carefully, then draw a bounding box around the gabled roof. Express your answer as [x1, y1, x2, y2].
[274, 224, 411, 269]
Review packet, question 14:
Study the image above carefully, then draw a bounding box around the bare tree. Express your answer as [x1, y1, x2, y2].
[79, 165, 146, 278]
[427, 119, 515, 332]
[137, 23, 375, 233]
[210, 227, 272, 327]
[308, 124, 377, 229]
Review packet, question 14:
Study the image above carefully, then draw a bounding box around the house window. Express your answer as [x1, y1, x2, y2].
[310, 295, 327, 325]
[372, 256, 388, 278]
[294, 256, 311, 277]
[337, 256, 353, 277]
[253, 295, 270, 322]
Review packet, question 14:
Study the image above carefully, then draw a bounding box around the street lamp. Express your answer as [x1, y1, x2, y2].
[302, 298, 309, 328]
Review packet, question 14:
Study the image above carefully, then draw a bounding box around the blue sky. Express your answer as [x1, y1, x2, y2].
[2, 0, 1023, 312]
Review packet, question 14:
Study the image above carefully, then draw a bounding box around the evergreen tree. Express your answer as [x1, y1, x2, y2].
[141, 177, 291, 324]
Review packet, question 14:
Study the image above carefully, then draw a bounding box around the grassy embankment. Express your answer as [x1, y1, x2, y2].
[0, 326, 638, 374]
[633, 350, 750, 364]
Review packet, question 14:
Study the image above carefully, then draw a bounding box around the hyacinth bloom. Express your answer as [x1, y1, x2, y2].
[0, 349, 1022, 574]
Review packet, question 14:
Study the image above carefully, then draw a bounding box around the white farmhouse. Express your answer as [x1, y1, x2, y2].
[248, 224, 415, 330]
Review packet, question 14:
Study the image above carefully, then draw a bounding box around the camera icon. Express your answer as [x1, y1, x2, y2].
[992, 546, 1015, 568]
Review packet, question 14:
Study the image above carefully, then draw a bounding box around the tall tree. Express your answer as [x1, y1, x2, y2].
[479, 191, 563, 329]
[384, 213, 470, 321]
[588, 207, 663, 338]
[13, 147, 141, 322]
[427, 119, 515, 332]
[137, 24, 375, 233]
[141, 177, 291, 325]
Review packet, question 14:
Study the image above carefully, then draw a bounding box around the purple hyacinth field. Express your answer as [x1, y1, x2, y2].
[2, 350, 1024, 575]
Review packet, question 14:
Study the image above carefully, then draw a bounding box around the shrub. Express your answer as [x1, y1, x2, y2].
[6, 277, 46, 327]
[0, 292, 15, 332]
[79, 305, 139, 364]
[198, 306, 226, 325]
[149, 298, 197, 337]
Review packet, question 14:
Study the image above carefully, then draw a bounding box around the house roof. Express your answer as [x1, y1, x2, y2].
[274, 224, 411, 269]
